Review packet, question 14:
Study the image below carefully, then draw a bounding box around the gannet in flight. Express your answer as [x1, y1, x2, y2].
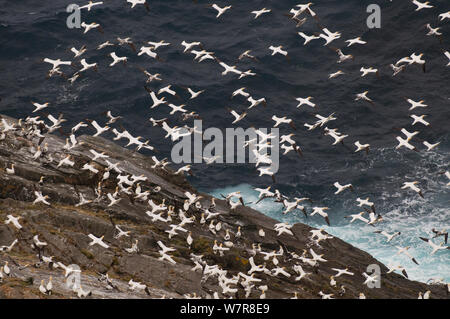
[374, 230, 401, 242]
[360, 67, 378, 77]
[310, 207, 330, 226]
[334, 48, 354, 63]
[354, 141, 370, 154]
[181, 40, 201, 53]
[439, 11, 450, 21]
[269, 45, 288, 57]
[0, 239, 18, 252]
[78, 58, 97, 73]
[432, 228, 448, 244]
[88, 120, 109, 137]
[443, 50, 450, 66]
[345, 37, 366, 47]
[423, 141, 440, 151]
[395, 246, 419, 265]
[238, 50, 258, 62]
[80, 21, 103, 34]
[387, 264, 408, 278]
[88, 234, 109, 248]
[145, 87, 167, 108]
[43, 58, 72, 70]
[209, 4, 232, 18]
[70, 45, 87, 58]
[410, 114, 429, 126]
[109, 52, 127, 67]
[334, 182, 354, 194]
[355, 91, 374, 105]
[251, 8, 271, 19]
[79, 1, 103, 11]
[138, 46, 159, 59]
[33, 191, 51, 206]
[396, 136, 418, 152]
[5, 215, 22, 229]
[329, 70, 345, 79]
[272, 115, 296, 129]
[419, 237, 450, 255]
[298, 32, 320, 45]
[218, 61, 242, 76]
[318, 27, 341, 46]
[390, 63, 406, 76]
[401, 181, 423, 197]
[127, 0, 150, 11]
[405, 98, 427, 111]
[411, 0, 433, 11]
[296, 96, 315, 108]
[345, 212, 369, 224]
[228, 108, 247, 124]
[31, 101, 49, 113]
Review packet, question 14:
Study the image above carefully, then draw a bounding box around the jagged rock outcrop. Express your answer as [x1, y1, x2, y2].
[0, 115, 447, 299]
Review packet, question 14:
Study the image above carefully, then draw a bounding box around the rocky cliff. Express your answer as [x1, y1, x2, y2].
[0, 115, 447, 299]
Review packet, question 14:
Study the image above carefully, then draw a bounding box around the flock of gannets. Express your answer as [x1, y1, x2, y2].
[0, 0, 449, 299]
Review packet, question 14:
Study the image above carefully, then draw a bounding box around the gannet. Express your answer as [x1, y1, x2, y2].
[354, 141, 370, 154]
[423, 141, 440, 151]
[298, 32, 320, 45]
[405, 98, 427, 111]
[228, 108, 247, 124]
[411, 114, 429, 126]
[401, 181, 423, 198]
[33, 191, 51, 206]
[296, 96, 316, 108]
[79, 1, 103, 11]
[412, 0, 433, 11]
[360, 67, 378, 77]
[431, 228, 448, 244]
[269, 45, 288, 57]
[209, 4, 232, 18]
[78, 58, 98, 73]
[395, 246, 419, 265]
[374, 230, 401, 242]
[396, 136, 418, 151]
[334, 48, 354, 63]
[127, 0, 150, 11]
[355, 91, 374, 105]
[0, 239, 18, 252]
[181, 40, 201, 53]
[346, 37, 367, 47]
[5, 163, 14, 175]
[390, 63, 406, 76]
[109, 52, 127, 67]
[238, 50, 258, 62]
[310, 207, 330, 226]
[345, 212, 369, 224]
[251, 8, 271, 19]
[329, 70, 345, 79]
[31, 101, 49, 113]
[419, 237, 450, 254]
[334, 182, 354, 194]
[80, 21, 103, 34]
[5, 215, 22, 230]
[439, 10, 450, 20]
[88, 234, 109, 248]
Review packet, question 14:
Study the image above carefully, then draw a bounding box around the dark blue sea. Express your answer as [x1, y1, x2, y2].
[0, 0, 449, 282]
